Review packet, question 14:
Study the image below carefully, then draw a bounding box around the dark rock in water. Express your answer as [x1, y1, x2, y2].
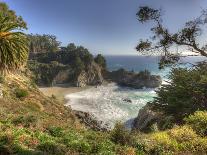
[104, 68, 162, 89]
[123, 98, 132, 103]
[132, 104, 162, 132]
[73, 110, 109, 131]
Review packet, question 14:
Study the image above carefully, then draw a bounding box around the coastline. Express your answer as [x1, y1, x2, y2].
[39, 84, 92, 102]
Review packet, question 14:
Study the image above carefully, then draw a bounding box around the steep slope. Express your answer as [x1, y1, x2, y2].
[0, 73, 79, 130]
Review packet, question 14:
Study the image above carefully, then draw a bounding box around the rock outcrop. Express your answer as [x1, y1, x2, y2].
[52, 69, 72, 85]
[132, 104, 162, 132]
[105, 69, 162, 89]
[76, 62, 104, 87]
[73, 110, 109, 131]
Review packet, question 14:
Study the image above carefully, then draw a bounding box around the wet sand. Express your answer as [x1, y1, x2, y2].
[39, 84, 91, 102]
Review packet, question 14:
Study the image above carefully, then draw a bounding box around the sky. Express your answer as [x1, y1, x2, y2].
[2, 0, 207, 55]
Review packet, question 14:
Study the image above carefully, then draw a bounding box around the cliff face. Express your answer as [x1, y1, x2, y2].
[29, 61, 104, 87]
[105, 69, 162, 89]
[132, 104, 162, 132]
[76, 62, 104, 87]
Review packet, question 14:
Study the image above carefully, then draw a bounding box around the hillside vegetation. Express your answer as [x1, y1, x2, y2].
[1, 74, 207, 155]
[28, 42, 105, 86]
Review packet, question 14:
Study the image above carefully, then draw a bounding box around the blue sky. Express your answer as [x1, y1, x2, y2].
[2, 0, 207, 55]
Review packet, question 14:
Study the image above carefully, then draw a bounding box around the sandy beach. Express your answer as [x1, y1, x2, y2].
[39, 84, 91, 102]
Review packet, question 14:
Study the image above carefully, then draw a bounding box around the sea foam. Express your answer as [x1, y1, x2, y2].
[65, 83, 156, 129]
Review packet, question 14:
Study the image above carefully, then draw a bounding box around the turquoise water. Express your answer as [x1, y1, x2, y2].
[65, 56, 206, 129]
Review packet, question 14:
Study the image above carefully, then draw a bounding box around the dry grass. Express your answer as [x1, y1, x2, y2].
[0, 73, 81, 131]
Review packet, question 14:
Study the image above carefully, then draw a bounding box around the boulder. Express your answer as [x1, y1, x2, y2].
[123, 98, 132, 103]
[132, 104, 161, 132]
[73, 110, 109, 131]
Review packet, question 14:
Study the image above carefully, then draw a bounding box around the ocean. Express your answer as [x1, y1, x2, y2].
[65, 56, 206, 129]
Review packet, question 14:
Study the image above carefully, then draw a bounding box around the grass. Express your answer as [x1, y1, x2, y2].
[15, 88, 29, 99]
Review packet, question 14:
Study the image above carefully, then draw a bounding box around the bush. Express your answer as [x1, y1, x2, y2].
[110, 123, 134, 146]
[116, 146, 136, 155]
[69, 140, 91, 154]
[147, 131, 178, 154]
[168, 125, 198, 143]
[142, 125, 207, 154]
[96, 141, 116, 154]
[47, 126, 64, 137]
[15, 88, 29, 99]
[185, 111, 207, 136]
[37, 142, 66, 155]
[12, 115, 37, 128]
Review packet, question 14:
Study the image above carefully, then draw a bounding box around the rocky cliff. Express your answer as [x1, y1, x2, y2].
[132, 104, 162, 132]
[76, 62, 104, 87]
[29, 61, 104, 87]
[105, 68, 162, 89]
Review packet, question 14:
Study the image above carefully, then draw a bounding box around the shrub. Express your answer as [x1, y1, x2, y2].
[47, 126, 64, 137]
[116, 146, 136, 155]
[95, 140, 116, 154]
[185, 111, 207, 136]
[168, 125, 198, 143]
[159, 116, 175, 130]
[37, 142, 66, 155]
[15, 88, 29, 99]
[110, 123, 134, 146]
[12, 115, 37, 128]
[69, 140, 91, 153]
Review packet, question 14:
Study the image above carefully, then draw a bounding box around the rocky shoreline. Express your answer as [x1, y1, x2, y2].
[73, 110, 110, 131]
[104, 69, 162, 89]
[70, 69, 162, 131]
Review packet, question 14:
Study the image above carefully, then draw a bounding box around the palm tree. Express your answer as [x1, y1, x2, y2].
[0, 15, 28, 73]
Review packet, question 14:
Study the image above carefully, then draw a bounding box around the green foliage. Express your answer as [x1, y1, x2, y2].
[15, 88, 29, 99]
[31, 43, 93, 66]
[136, 6, 207, 68]
[28, 60, 68, 86]
[110, 123, 134, 146]
[37, 142, 66, 155]
[142, 125, 207, 154]
[28, 34, 61, 53]
[28, 43, 99, 85]
[47, 126, 64, 137]
[12, 115, 37, 128]
[94, 54, 107, 68]
[152, 64, 207, 123]
[72, 56, 84, 74]
[0, 14, 28, 72]
[2, 114, 207, 154]
[185, 111, 207, 136]
[0, 2, 27, 29]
